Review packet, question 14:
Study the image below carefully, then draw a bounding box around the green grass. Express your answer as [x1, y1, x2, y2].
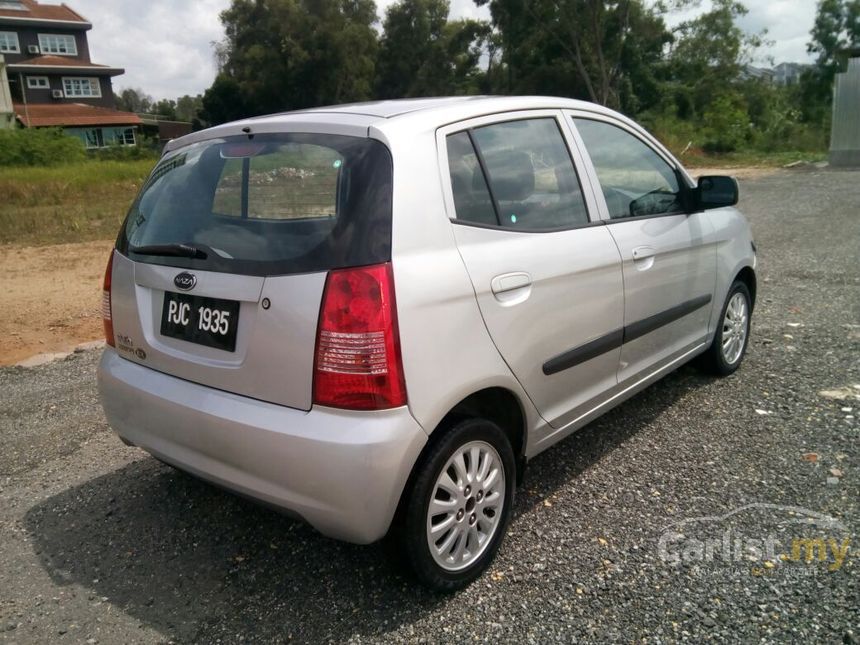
[678, 150, 828, 169]
[0, 159, 154, 246]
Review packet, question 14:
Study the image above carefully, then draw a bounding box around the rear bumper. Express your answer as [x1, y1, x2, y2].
[97, 349, 427, 544]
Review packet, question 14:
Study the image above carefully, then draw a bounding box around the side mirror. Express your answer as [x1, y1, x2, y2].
[695, 175, 739, 210]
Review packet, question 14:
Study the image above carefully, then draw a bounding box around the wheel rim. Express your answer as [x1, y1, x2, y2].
[721, 292, 749, 365]
[426, 440, 506, 572]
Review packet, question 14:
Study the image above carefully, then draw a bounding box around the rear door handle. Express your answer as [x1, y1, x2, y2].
[491, 272, 532, 295]
[632, 246, 656, 261]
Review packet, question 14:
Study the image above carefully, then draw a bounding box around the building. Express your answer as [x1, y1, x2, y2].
[0, 0, 140, 146]
[772, 62, 809, 86]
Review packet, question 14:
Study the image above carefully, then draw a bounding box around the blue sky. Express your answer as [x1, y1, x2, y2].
[67, 0, 818, 100]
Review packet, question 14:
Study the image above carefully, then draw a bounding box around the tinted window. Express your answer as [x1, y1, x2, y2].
[446, 131, 497, 226]
[574, 118, 683, 219]
[446, 118, 589, 230]
[119, 133, 392, 276]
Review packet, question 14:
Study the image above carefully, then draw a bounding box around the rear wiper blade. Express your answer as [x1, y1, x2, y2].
[129, 243, 208, 259]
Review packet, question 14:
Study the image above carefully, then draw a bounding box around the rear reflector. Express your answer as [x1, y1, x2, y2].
[313, 263, 406, 410]
[102, 252, 115, 347]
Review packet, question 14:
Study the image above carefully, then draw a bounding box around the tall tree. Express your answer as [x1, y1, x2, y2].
[202, 0, 378, 125]
[806, 0, 860, 91]
[476, 0, 670, 111]
[666, 0, 763, 119]
[375, 0, 489, 98]
[175, 95, 204, 123]
[116, 87, 153, 113]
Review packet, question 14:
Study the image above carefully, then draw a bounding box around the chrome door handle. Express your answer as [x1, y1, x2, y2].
[491, 272, 532, 295]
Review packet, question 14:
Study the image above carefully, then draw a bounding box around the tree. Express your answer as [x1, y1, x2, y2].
[152, 98, 178, 120]
[476, 0, 670, 111]
[665, 0, 763, 119]
[802, 0, 860, 116]
[375, 0, 489, 98]
[116, 87, 153, 113]
[203, 0, 379, 124]
[175, 95, 204, 123]
[200, 74, 250, 126]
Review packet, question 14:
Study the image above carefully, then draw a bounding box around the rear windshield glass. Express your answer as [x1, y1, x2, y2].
[118, 133, 393, 276]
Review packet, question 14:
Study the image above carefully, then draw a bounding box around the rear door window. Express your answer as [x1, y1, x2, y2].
[120, 133, 392, 276]
[446, 118, 590, 230]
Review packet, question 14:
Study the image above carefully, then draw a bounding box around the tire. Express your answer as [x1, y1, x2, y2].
[699, 280, 752, 376]
[398, 417, 515, 592]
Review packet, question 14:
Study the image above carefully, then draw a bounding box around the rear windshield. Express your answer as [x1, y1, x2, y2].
[118, 133, 393, 276]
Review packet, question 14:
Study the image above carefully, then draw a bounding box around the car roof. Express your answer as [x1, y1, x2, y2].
[164, 96, 620, 153]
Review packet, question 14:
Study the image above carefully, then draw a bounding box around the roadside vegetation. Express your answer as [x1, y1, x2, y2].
[0, 159, 153, 246]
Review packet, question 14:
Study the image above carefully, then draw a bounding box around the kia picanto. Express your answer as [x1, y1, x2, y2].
[98, 96, 756, 591]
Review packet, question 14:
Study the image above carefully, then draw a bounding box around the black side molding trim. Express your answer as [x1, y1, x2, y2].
[543, 328, 624, 375]
[623, 294, 712, 344]
[541, 294, 713, 376]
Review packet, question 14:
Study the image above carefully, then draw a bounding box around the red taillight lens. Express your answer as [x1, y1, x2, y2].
[313, 262, 407, 410]
[102, 252, 115, 347]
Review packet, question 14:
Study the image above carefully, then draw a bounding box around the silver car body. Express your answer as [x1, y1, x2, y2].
[98, 96, 756, 544]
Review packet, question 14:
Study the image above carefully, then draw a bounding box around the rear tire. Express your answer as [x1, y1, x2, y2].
[399, 418, 515, 592]
[699, 280, 752, 376]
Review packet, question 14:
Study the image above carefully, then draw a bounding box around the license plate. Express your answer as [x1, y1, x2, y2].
[160, 291, 240, 351]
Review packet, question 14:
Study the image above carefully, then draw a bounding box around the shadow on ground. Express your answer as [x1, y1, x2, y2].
[24, 366, 707, 642]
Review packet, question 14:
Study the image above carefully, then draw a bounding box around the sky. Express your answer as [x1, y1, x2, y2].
[67, 0, 818, 101]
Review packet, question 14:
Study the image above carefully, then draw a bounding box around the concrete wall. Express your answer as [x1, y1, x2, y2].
[830, 56, 860, 167]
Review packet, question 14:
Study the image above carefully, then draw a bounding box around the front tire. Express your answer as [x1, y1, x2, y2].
[399, 418, 515, 592]
[699, 280, 752, 376]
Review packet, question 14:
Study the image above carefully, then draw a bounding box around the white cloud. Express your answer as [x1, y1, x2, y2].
[72, 0, 814, 101]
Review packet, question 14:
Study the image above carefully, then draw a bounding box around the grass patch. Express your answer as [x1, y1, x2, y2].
[678, 150, 828, 169]
[0, 159, 154, 246]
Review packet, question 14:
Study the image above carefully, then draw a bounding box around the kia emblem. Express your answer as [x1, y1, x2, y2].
[174, 272, 196, 291]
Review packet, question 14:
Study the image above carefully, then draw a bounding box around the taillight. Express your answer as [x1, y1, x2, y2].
[313, 262, 407, 410]
[102, 252, 115, 347]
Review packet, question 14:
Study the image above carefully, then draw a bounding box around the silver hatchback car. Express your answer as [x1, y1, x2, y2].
[98, 96, 756, 591]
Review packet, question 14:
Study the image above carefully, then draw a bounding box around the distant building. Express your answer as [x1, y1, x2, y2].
[772, 62, 809, 86]
[740, 62, 811, 86]
[0, 0, 141, 146]
[740, 65, 775, 83]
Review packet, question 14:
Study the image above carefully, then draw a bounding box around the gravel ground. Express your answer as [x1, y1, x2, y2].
[1, 168, 858, 644]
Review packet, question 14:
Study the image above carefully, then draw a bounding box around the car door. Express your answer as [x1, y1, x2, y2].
[438, 111, 624, 431]
[567, 114, 717, 383]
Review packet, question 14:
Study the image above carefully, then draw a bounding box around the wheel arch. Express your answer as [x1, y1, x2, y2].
[734, 265, 757, 311]
[391, 386, 529, 535]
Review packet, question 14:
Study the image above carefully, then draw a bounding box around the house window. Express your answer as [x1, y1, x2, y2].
[63, 77, 101, 98]
[0, 31, 20, 53]
[83, 128, 104, 149]
[26, 76, 50, 89]
[0, 1, 26, 9]
[112, 128, 136, 146]
[38, 33, 77, 56]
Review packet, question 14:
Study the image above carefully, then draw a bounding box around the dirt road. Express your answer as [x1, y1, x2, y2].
[0, 241, 112, 365]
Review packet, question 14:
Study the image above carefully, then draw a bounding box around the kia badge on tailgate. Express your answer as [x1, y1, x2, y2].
[174, 272, 196, 291]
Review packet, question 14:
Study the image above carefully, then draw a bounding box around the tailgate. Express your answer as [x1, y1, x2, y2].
[109, 251, 326, 410]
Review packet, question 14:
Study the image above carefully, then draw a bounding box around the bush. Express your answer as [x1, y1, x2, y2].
[89, 143, 159, 162]
[701, 93, 751, 153]
[0, 127, 87, 166]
